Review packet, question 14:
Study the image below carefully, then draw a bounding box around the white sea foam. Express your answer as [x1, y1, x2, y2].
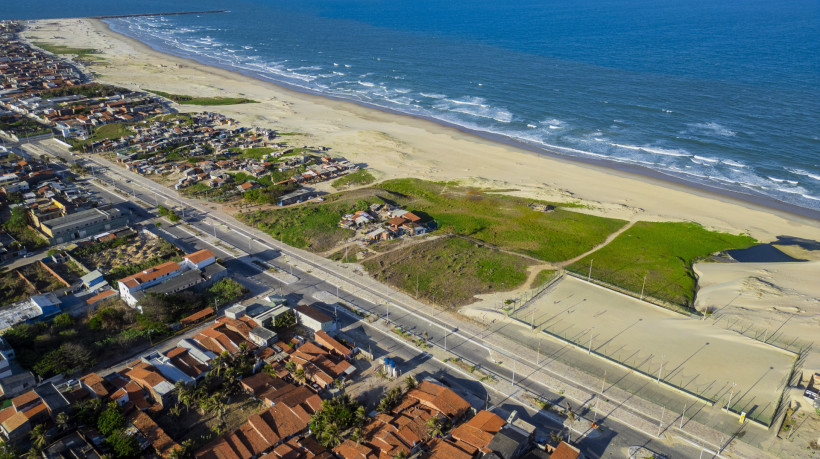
[419, 92, 446, 99]
[721, 159, 747, 168]
[802, 194, 820, 201]
[692, 155, 719, 163]
[689, 122, 737, 137]
[610, 143, 690, 157]
[358, 81, 375, 87]
[788, 168, 820, 182]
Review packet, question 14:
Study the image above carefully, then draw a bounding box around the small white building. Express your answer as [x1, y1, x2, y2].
[294, 304, 334, 333]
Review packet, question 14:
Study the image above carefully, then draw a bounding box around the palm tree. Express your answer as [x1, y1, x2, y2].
[320, 423, 342, 448]
[355, 406, 367, 427]
[566, 408, 577, 444]
[168, 439, 194, 459]
[393, 451, 408, 459]
[0, 441, 18, 459]
[29, 424, 49, 451]
[350, 427, 364, 444]
[404, 375, 417, 391]
[56, 411, 71, 432]
[426, 416, 443, 438]
[293, 367, 307, 385]
[176, 381, 194, 412]
[334, 379, 346, 391]
[285, 360, 297, 374]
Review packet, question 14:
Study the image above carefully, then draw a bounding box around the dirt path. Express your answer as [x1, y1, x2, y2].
[556, 219, 637, 268]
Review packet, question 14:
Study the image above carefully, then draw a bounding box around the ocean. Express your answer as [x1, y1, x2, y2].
[6, 0, 820, 212]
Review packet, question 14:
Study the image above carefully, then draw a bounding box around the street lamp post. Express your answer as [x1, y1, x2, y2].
[641, 274, 647, 300]
[588, 258, 594, 281]
[657, 353, 665, 384]
[726, 382, 736, 412]
[588, 327, 594, 355]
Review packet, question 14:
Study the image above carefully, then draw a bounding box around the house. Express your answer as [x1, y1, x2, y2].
[314, 330, 353, 359]
[80, 269, 106, 292]
[547, 442, 584, 459]
[486, 424, 531, 459]
[0, 384, 70, 443]
[193, 316, 260, 356]
[182, 249, 216, 270]
[180, 307, 214, 327]
[277, 188, 319, 206]
[294, 304, 334, 333]
[450, 410, 506, 452]
[117, 249, 223, 307]
[288, 341, 355, 389]
[237, 181, 259, 192]
[79, 372, 112, 399]
[0, 372, 36, 400]
[164, 347, 211, 382]
[407, 380, 471, 421]
[86, 288, 118, 307]
[129, 410, 179, 457]
[124, 362, 176, 408]
[117, 261, 185, 306]
[249, 326, 278, 348]
[334, 380, 471, 459]
[195, 377, 323, 458]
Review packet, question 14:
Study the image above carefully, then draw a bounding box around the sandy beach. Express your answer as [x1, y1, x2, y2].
[20, 18, 820, 245]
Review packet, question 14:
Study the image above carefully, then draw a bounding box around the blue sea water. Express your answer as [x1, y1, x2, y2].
[5, 0, 820, 212]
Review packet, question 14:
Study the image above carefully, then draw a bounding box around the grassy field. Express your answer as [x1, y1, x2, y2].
[378, 179, 626, 262]
[147, 89, 257, 106]
[34, 42, 97, 58]
[332, 169, 376, 189]
[70, 123, 133, 150]
[530, 269, 556, 289]
[363, 237, 533, 307]
[229, 146, 277, 160]
[242, 178, 624, 259]
[568, 222, 756, 307]
[0, 271, 35, 306]
[238, 189, 381, 251]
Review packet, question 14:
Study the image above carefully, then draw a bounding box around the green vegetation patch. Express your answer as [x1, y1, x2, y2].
[363, 237, 533, 307]
[40, 83, 128, 99]
[530, 269, 556, 289]
[147, 89, 257, 106]
[2, 207, 47, 250]
[229, 146, 276, 160]
[568, 222, 756, 307]
[0, 114, 51, 138]
[0, 270, 35, 306]
[70, 122, 134, 150]
[332, 169, 376, 189]
[240, 194, 368, 252]
[33, 42, 97, 58]
[378, 179, 626, 262]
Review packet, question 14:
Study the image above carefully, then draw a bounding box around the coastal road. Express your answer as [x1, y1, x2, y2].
[26, 139, 717, 458]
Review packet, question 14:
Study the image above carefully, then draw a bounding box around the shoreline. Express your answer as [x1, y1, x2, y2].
[22, 18, 820, 243]
[101, 19, 820, 222]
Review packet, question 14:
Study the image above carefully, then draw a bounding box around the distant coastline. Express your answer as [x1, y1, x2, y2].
[100, 18, 820, 222]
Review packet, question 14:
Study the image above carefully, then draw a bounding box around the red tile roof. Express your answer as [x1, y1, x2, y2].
[185, 249, 215, 265]
[118, 261, 181, 288]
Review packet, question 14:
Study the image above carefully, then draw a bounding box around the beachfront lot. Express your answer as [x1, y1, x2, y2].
[512, 275, 796, 425]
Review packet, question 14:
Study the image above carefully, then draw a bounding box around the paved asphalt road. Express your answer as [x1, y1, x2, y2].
[21, 140, 708, 458]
